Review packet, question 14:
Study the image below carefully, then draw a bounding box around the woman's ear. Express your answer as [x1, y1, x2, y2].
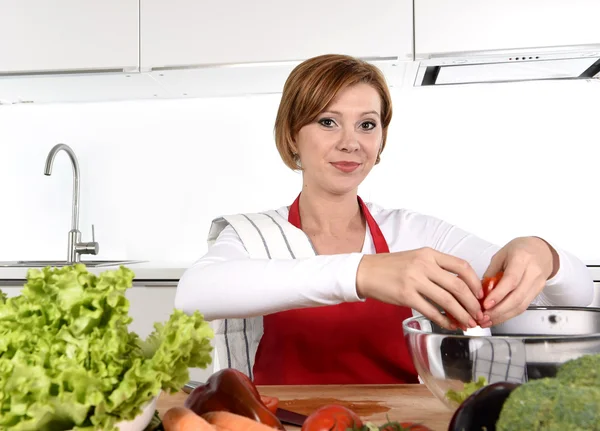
[375, 140, 384, 164]
[289, 139, 298, 155]
[289, 140, 302, 169]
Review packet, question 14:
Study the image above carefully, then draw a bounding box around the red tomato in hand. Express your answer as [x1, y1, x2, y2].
[301, 405, 363, 431]
[446, 313, 463, 330]
[260, 395, 279, 415]
[445, 271, 504, 330]
[480, 271, 504, 307]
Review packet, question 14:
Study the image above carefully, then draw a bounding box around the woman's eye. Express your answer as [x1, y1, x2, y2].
[318, 118, 335, 127]
[360, 121, 376, 130]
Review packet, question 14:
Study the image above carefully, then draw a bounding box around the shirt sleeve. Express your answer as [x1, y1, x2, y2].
[174, 224, 364, 321]
[423, 215, 594, 307]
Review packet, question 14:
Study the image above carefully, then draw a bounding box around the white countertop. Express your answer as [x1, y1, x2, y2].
[0, 260, 191, 284]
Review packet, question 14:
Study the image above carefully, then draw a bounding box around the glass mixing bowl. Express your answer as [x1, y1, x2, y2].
[403, 306, 600, 410]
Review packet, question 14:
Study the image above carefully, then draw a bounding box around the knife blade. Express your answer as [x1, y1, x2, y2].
[181, 381, 307, 426]
[275, 407, 307, 426]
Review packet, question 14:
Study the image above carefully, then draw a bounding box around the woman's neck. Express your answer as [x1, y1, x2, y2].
[297, 186, 364, 236]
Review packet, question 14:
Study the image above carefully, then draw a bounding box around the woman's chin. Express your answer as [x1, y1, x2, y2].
[324, 181, 364, 196]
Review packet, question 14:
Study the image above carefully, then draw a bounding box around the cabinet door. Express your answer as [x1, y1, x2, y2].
[126, 284, 177, 340]
[415, 0, 600, 57]
[141, 0, 412, 70]
[0, 286, 23, 298]
[0, 0, 139, 73]
[126, 284, 215, 382]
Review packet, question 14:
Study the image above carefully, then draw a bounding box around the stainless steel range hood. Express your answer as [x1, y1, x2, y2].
[413, 43, 600, 86]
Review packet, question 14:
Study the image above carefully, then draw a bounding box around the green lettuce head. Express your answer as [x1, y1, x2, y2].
[0, 264, 213, 431]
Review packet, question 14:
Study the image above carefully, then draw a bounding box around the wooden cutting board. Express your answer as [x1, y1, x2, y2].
[157, 384, 453, 431]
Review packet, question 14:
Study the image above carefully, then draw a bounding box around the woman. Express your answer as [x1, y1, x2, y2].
[175, 54, 593, 385]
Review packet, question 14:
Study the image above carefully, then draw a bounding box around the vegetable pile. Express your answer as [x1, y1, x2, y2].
[184, 368, 285, 430]
[496, 353, 600, 430]
[0, 264, 214, 431]
[164, 368, 433, 431]
[447, 353, 600, 430]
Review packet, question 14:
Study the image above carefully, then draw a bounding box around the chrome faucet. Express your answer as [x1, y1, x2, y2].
[44, 144, 99, 264]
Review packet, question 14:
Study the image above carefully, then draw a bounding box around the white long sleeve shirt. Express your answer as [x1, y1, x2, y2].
[175, 202, 594, 321]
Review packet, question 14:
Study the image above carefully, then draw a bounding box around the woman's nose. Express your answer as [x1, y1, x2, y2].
[337, 129, 360, 152]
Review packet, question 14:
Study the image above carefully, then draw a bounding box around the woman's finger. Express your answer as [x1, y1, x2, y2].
[483, 269, 544, 325]
[482, 248, 506, 280]
[428, 265, 483, 322]
[409, 293, 456, 331]
[417, 279, 476, 329]
[481, 260, 526, 310]
[432, 250, 483, 300]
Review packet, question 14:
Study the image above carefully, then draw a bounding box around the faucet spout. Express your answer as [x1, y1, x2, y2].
[44, 143, 80, 232]
[44, 143, 100, 264]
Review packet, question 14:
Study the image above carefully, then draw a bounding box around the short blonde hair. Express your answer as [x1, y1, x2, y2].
[274, 54, 393, 171]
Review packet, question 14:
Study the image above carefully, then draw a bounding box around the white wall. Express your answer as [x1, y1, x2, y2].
[0, 78, 599, 264]
[370, 79, 600, 262]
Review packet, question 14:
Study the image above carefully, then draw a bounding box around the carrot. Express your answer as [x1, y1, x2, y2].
[163, 406, 217, 431]
[260, 394, 280, 415]
[202, 411, 277, 431]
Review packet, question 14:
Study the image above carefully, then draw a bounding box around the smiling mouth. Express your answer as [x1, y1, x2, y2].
[330, 162, 361, 173]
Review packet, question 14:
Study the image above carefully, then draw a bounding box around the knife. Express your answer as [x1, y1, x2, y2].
[182, 380, 307, 427]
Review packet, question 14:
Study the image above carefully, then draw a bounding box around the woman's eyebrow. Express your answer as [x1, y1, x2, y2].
[362, 110, 380, 117]
[321, 110, 380, 117]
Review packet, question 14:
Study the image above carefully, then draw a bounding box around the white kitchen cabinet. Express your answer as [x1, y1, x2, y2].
[126, 284, 178, 340]
[140, 0, 413, 70]
[0, 285, 23, 298]
[0, 0, 139, 74]
[414, 0, 600, 57]
[127, 284, 214, 382]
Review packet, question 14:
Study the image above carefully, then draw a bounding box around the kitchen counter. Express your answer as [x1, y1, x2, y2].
[1, 260, 598, 285]
[0, 260, 191, 284]
[156, 385, 454, 431]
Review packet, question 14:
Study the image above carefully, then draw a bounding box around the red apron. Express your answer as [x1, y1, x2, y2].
[252, 194, 419, 385]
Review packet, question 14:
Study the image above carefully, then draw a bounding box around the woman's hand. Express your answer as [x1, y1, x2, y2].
[356, 247, 484, 330]
[478, 236, 558, 327]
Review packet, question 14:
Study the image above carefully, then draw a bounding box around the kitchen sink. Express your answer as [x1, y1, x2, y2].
[0, 260, 147, 268]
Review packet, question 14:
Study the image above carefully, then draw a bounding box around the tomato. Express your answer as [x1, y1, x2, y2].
[301, 405, 363, 431]
[445, 271, 503, 330]
[260, 395, 279, 415]
[447, 313, 463, 330]
[480, 271, 504, 308]
[235, 370, 280, 415]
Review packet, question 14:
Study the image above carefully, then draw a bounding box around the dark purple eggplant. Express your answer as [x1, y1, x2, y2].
[448, 382, 521, 431]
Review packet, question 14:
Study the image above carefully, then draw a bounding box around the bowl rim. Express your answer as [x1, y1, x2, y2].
[65, 392, 161, 431]
[403, 306, 600, 340]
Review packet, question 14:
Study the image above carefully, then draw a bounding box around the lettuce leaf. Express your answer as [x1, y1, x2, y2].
[0, 264, 213, 431]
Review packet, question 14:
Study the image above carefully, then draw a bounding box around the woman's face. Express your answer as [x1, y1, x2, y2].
[294, 83, 383, 196]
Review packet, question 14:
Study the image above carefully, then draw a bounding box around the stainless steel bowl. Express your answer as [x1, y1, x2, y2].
[403, 307, 600, 410]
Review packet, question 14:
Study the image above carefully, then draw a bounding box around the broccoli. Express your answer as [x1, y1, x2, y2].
[496, 354, 600, 431]
[445, 376, 488, 404]
[556, 353, 600, 388]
